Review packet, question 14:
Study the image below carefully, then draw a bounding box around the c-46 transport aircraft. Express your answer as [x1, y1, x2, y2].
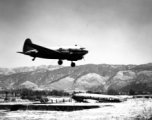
[17, 38, 88, 67]
[72, 93, 127, 103]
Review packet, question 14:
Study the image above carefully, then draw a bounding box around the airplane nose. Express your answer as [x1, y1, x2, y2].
[84, 50, 88, 54]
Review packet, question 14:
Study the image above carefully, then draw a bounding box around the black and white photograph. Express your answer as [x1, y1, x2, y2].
[0, 0, 152, 119]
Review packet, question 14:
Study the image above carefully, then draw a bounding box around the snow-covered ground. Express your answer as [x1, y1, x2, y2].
[0, 98, 152, 120]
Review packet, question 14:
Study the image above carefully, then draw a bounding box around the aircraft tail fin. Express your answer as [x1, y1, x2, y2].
[23, 38, 34, 52]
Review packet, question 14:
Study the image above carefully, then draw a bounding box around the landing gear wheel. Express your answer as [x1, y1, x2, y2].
[32, 57, 36, 61]
[71, 62, 75, 67]
[58, 60, 63, 65]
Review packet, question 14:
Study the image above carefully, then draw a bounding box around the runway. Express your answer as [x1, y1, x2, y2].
[0, 102, 100, 111]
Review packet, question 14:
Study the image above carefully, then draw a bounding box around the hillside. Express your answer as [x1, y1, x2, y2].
[0, 63, 152, 93]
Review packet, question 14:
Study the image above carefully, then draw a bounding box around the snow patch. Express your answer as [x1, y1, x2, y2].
[114, 71, 136, 81]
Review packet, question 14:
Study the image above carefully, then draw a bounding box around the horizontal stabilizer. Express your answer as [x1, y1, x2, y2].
[17, 52, 27, 55]
[17, 52, 24, 54]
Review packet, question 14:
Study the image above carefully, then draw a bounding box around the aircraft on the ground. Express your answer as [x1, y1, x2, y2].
[17, 38, 88, 67]
[72, 93, 126, 103]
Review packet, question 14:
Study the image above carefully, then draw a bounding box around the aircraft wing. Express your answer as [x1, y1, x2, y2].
[27, 43, 60, 55]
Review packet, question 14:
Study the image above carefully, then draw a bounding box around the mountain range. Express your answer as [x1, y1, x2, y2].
[0, 63, 152, 93]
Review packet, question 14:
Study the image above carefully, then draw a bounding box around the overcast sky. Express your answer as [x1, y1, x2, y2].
[0, 0, 152, 68]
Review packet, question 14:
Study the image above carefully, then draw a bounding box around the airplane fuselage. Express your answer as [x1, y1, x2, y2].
[24, 47, 88, 61]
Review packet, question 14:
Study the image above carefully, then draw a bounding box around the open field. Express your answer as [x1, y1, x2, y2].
[0, 98, 152, 120]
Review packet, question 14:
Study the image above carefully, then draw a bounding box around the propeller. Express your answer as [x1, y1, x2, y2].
[83, 56, 85, 62]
